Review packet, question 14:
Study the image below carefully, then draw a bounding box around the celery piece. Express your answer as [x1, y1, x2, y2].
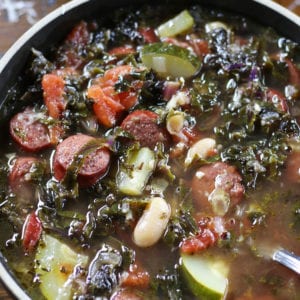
[141, 42, 201, 78]
[117, 147, 156, 196]
[35, 234, 88, 300]
[157, 10, 194, 38]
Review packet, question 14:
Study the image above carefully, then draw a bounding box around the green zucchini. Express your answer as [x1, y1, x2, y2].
[35, 234, 88, 300]
[117, 147, 156, 196]
[181, 253, 229, 300]
[140, 43, 201, 78]
[157, 10, 194, 38]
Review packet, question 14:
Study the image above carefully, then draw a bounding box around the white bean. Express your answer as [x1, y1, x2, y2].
[133, 197, 171, 247]
[185, 138, 216, 167]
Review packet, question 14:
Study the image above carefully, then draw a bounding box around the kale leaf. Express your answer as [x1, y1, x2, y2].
[216, 83, 299, 187]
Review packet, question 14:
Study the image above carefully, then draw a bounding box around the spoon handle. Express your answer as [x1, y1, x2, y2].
[273, 249, 300, 274]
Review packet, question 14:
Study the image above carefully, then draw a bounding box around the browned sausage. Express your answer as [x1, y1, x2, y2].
[121, 110, 170, 149]
[53, 134, 110, 187]
[10, 108, 53, 152]
[192, 162, 244, 213]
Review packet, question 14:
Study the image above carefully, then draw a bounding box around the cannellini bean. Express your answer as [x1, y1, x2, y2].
[184, 138, 216, 167]
[133, 197, 171, 247]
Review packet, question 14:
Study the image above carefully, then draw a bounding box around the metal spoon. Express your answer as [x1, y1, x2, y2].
[272, 249, 300, 275]
[249, 238, 300, 274]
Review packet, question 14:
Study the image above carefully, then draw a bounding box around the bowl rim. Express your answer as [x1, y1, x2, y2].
[0, 0, 299, 299]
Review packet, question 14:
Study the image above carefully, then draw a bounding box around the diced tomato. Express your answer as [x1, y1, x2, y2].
[118, 91, 139, 110]
[22, 212, 42, 252]
[180, 228, 217, 254]
[109, 45, 136, 56]
[180, 217, 220, 254]
[102, 65, 134, 83]
[88, 85, 124, 127]
[189, 38, 210, 57]
[266, 88, 288, 112]
[121, 263, 150, 289]
[88, 65, 142, 127]
[66, 21, 90, 45]
[42, 73, 66, 119]
[139, 27, 159, 43]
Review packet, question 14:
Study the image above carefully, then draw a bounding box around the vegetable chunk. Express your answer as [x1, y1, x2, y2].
[157, 10, 194, 38]
[141, 43, 201, 78]
[35, 234, 88, 300]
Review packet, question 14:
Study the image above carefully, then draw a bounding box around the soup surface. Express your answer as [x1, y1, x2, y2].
[0, 4, 300, 300]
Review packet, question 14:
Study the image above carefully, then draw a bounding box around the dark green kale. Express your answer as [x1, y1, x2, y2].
[190, 76, 221, 113]
[153, 265, 183, 300]
[114, 69, 145, 93]
[139, 73, 164, 104]
[292, 202, 300, 231]
[216, 82, 299, 187]
[28, 49, 55, 81]
[164, 210, 198, 249]
[0, 160, 9, 203]
[105, 9, 143, 48]
[86, 244, 123, 296]
[93, 5, 199, 52]
[63, 82, 91, 132]
[205, 26, 264, 78]
[247, 210, 266, 226]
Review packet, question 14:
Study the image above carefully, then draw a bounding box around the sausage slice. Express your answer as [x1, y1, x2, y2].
[192, 162, 244, 214]
[53, 134, 110, 187]
[121, 110, 170, 149]
[10, 108, 52, 152]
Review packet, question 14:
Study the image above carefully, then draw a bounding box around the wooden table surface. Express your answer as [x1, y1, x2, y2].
[0, 0, 299, 299]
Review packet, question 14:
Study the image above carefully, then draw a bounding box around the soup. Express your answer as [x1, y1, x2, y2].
[0, 4, 299, 300]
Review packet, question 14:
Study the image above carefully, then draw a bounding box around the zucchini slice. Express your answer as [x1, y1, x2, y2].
[117, 147, 156, 196]
[181, 253, 229, 300]
[141, 43, 201, 78]
[35, 234, 88, 300]
[157, 10, 194, 38]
